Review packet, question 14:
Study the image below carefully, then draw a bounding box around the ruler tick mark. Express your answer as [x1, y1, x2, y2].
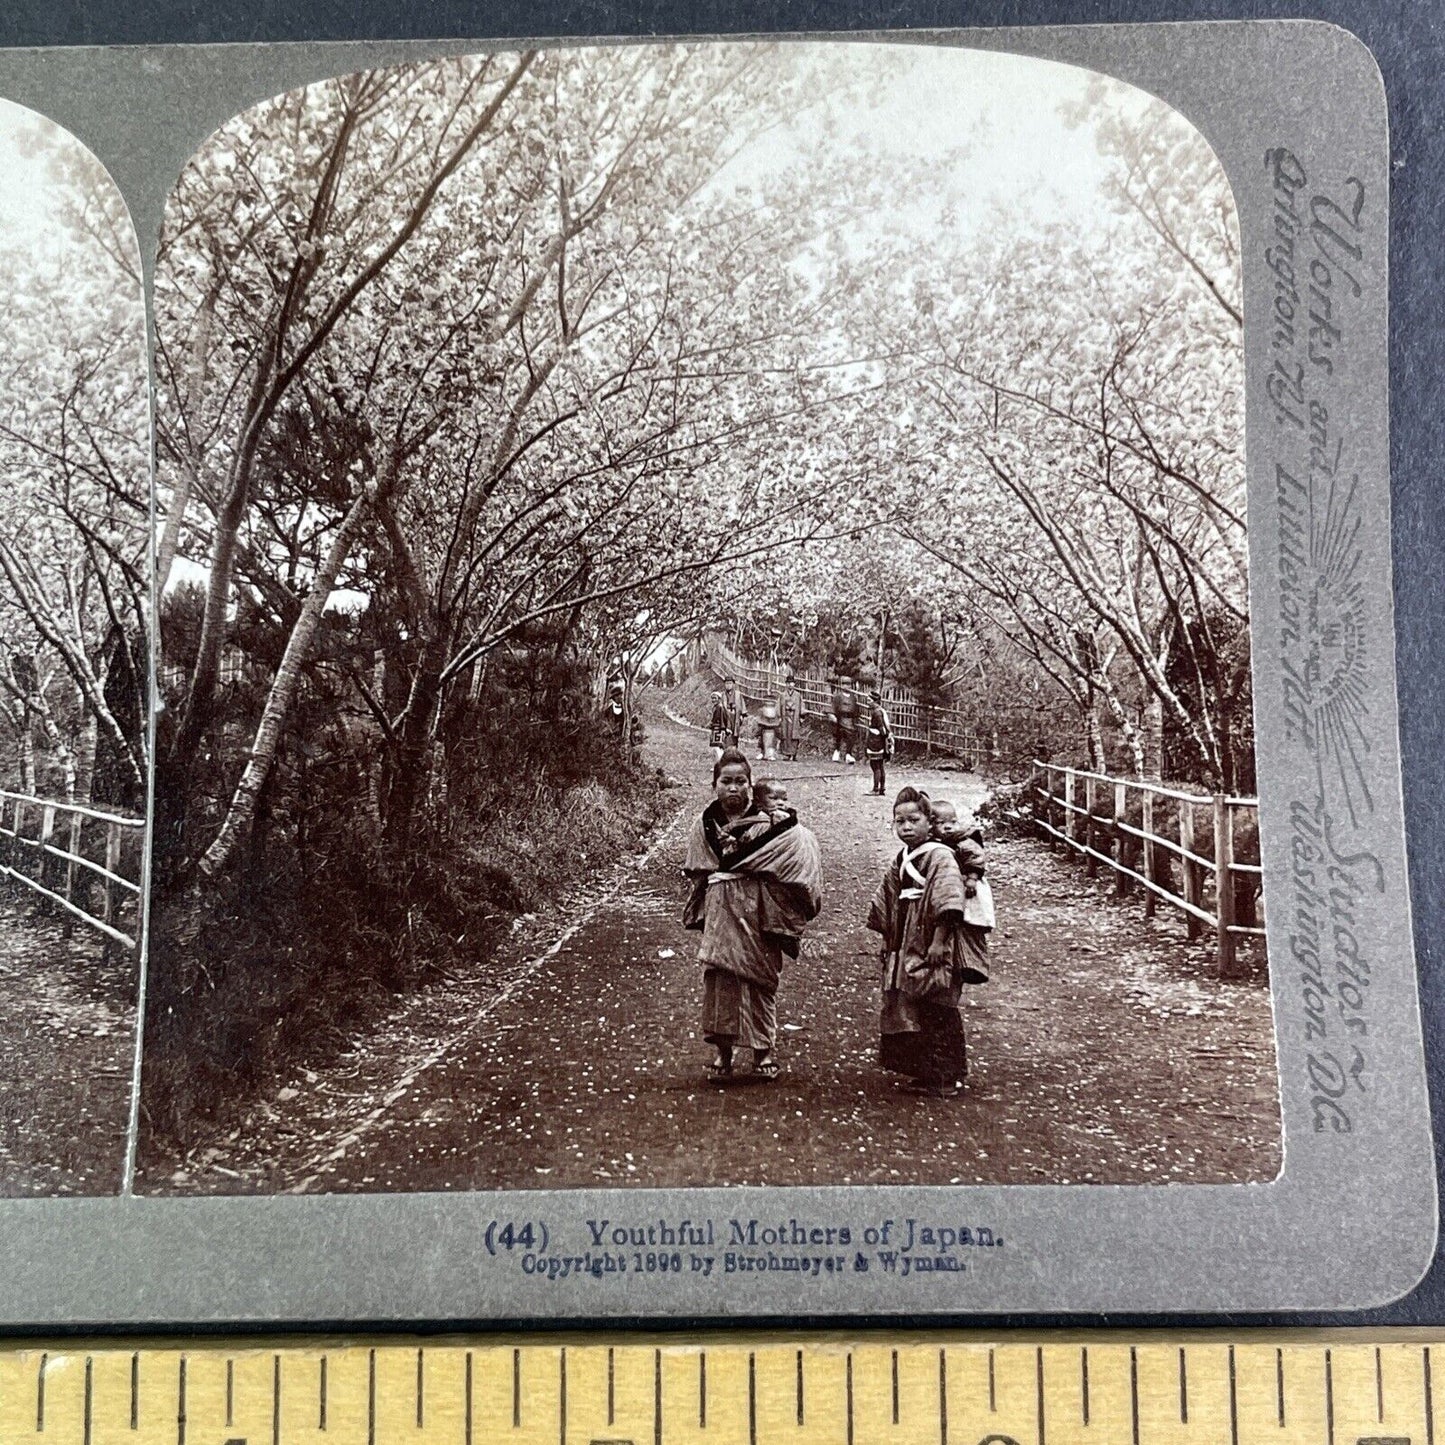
[1326, 1350, 1335, 1445]
[319, 1355, 327, 1431]
[1229, 1346, 1239, 1445]
[1130, 1348, 1139, 1445]
[654, 1348, 662, 1445]
[367, 1349, 376, 1445]
[37, 1351, 46, 1432]
[465, 1352, 473, 1445]
[1277, 1348, 1285, 1427]
[1037, 1346, 1046, 1445]
[177, 1356, 187, 1445]
[273, 1355, 281, 1445]
[892, 1349, 900, 1426]
[845, 1352, 853, 1445]
[748, 1352, 757, 1445]
[83, 1358, 93, 1445]
[798, 1349, 806, 1426]
[560, 1347, 567, 1445]
[513, 1347, 521, 1429]
[607, 1347, 615, 1426]
[1375, 1346, 1384, 1423]
[225, 1359, 233, 1429]
[417, 1347, 425, 1429]
[989, 1349, 997, 1412]
[1081, 1347, 1090, 1426]
[1425, 1346, 1435, 1445]
[941, 1348, 949, 1445]
[130, 1353, 139, 1431]
[1179, 1347, 1189, 1423]
[699, 1351, 707, 1428]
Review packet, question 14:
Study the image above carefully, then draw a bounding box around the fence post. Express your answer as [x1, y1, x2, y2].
[1180, 800, 1203, 940]
[1083, 773, 1097, 876]
[7, 799, 22, 878]
[1064, 768, 1077, 848]
[1214, 794, 1240, 979]
[1141, 790, 1157, 918]
[64, 809, 81, 909]
[38, 804, 56, 895]
[102, 821, 122, 925]
[1114, 781, 1129, 897]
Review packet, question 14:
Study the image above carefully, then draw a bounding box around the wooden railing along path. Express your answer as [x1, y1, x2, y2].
[706, 637, 994, 762]
[1027, 762, 1264, 978]
[0, 791, 145, 950]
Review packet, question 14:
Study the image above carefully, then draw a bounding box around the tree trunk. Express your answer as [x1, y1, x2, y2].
[1085, 699, 1106, 772]
[156, 276, 220, 596]
[197, 472, 381, 879]
[18, 708, 34, 794]
[1144, 696, 1164, 780]
[382, 640, 448, 854]
[75, 709, 98, 806]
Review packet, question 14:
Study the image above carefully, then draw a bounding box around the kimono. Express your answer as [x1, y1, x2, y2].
[830, 683, 857, 753]
[720, 689, 748, 747]
[779, 686, 804, 759]
[866, 841, 981, 1085]
[684, 801, 823, 1052]
[864, 703, 893, 761]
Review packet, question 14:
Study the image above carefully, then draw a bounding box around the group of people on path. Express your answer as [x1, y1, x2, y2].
[681, 748, 993, 1097]
[708, 674, 897, 794]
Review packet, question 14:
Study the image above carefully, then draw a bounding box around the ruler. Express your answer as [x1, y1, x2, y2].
[0, 1335, 1437, 1445]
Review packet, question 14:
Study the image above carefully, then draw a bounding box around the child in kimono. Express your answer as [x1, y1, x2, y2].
[708, 691, 727, 761]
[863, 689, 893, 796]
[685, 750, 823, 1081]
[867, 786, 976, 1096]
[930, 799, 992, 985]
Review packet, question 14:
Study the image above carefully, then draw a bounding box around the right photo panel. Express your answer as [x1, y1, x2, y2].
[138, 42, 1276, 1195]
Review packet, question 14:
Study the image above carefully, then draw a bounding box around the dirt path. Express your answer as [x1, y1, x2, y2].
[144, 701, 1280, 1195]
[0, 895, 135, 1195]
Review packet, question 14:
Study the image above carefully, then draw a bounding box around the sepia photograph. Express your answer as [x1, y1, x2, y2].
[0, 101, 148, 1194]
[136, 40, 1279, 1196]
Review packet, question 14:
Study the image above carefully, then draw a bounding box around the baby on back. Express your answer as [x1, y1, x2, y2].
[929, 798, 985, 892]
[723, 777, 798, 852]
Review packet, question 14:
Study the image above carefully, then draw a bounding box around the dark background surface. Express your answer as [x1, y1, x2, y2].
[1, 0, 1440, 1332]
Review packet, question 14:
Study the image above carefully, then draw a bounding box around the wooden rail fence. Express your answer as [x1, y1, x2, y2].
[706, 638, 995, 762]
[1028, 762, 1264, 978]
[0, 791, 145, 950]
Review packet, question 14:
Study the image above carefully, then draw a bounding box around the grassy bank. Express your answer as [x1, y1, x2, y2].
[139, 761, 667, 1157]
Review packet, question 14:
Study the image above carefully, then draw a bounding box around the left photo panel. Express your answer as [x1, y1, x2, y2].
[0, 102, 149, 1194]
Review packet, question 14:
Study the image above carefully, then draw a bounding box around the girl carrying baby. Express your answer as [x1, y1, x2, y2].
[683, 750, 823, 1081]
[866, 786, 986, 1096]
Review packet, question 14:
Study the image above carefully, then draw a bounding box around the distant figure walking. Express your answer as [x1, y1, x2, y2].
[720, 678, 747, 750]
[867, 786, 986, 1096]
[830, 674, 858, 764]
[707, 690, 728, 763]
[683, 750, 823, 1081]
[863, 688, 893, 794]
[779, 673, 804, 761]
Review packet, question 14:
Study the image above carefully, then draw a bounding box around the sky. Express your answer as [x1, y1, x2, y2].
[716, 41, 1169, 249]
[0, 100, 69, 255]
